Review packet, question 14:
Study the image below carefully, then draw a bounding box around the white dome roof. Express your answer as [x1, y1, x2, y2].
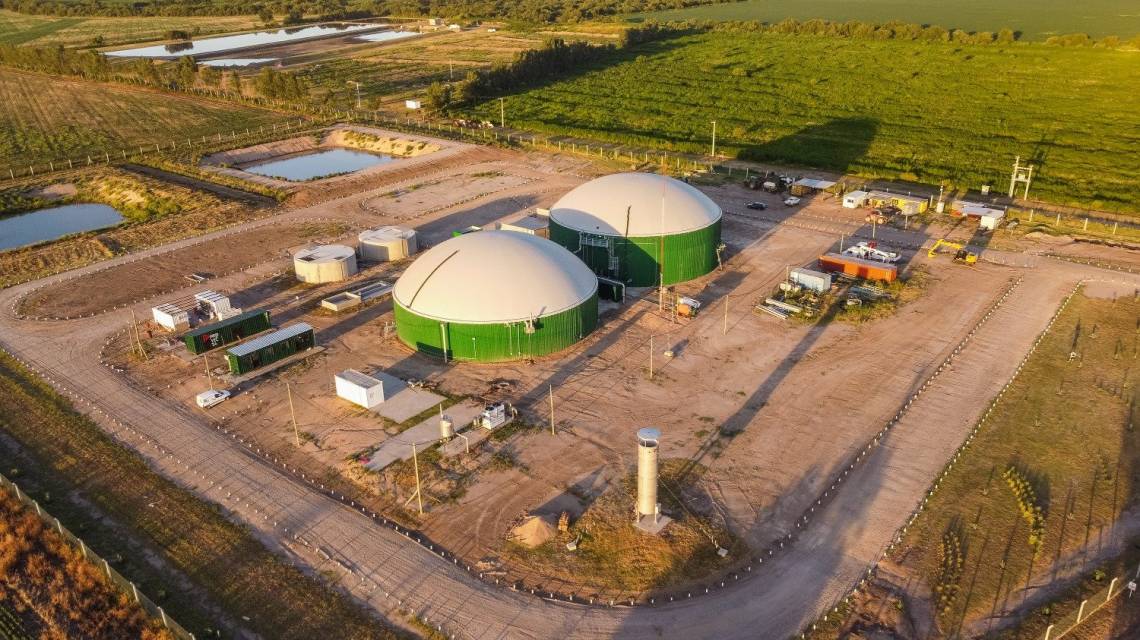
[393, 231, 597, 324]
[551, 173, 722, 237]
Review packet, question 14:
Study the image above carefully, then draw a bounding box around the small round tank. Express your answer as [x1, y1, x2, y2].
[439, 416, 454, 440]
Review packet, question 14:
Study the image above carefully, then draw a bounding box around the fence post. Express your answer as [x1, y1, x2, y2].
[1109, 577, 1118, 598]
[1044, 624, 1054, 640]
[1076, 598, 1087, 622]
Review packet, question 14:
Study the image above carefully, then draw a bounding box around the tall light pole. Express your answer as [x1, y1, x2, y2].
[710, 120, 717, 158]
[347, 81, 362, 109]
[499, 97, 505, 128]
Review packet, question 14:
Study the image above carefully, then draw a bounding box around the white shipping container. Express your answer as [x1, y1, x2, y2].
[152, 303, 190, 330]
[335, 369, 385, 409]
[405, 99, 422, 110]
[790, 267, 832, 293]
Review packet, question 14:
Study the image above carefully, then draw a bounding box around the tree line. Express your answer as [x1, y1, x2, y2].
[424, 22, 691, 113]
[0, 44, 308, 101]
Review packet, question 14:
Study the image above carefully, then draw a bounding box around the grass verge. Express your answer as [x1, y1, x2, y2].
[0, 349, 403, 640]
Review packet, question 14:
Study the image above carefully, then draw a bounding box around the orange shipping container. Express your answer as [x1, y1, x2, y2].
[817, 253, 898, 282]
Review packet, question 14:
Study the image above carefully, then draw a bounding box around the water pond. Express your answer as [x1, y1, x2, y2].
[0, 204, 124, 251]
[244, 148, 395, 181]
[106, 24, 373, 59]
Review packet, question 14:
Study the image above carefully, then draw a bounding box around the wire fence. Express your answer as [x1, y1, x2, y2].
[0, 470, 195, 640]
[1042, 562, 1140, 640]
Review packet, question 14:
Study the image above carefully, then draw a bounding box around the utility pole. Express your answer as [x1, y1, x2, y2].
[411, 441, 424, 514]
[347, 81, 362, 109]
[723, 295, 728, 335]
[449, 60, 453, 81]
[1008, 155, 1034, 200]
[128, 309, 147, 360]
[287, 381, 300, 447]
[710, 120, 717, 158]
[203, 354, 213, 389]
[548, 384, 555, 436]
[649, 335, 654, 380]
[499, 97, 505, 128]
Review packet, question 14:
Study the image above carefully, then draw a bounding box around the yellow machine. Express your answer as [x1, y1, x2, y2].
[928, 239, 978, 265]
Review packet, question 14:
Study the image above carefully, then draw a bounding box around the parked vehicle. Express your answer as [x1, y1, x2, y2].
[865, 206, 900, 225]
[843, 241, 901, 264]
[196, 389, 230, 408]
[784, 196, 802, 206]
[745, 201, 768, 210]
[762, 180, 780, 193]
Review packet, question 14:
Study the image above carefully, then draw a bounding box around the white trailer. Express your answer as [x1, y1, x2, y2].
[790, 267, 832, 293]
[335, 369, 386, 409]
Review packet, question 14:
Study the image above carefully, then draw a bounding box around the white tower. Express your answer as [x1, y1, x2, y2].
[636, 427, 660, 520]
[635, 428, 671, 533]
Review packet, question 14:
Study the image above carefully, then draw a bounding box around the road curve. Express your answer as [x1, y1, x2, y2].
[0, 208, 1127, 639]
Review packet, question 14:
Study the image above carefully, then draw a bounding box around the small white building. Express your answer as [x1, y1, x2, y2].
[842, 190, 870, 209]
[405, 99, 422, 110]
[499, 215, 549, 237]
[790, 267, 832, 293]
[952, 201, 1006, 230]
[335, 369, 385, 409]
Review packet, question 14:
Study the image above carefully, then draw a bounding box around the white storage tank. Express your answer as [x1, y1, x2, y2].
[294, 245, 358, 283]
[359, 227, 417, 262]
[334, 369, 385, 409]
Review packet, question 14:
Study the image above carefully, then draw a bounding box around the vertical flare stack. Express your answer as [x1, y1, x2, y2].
[636, 427, 661, 521]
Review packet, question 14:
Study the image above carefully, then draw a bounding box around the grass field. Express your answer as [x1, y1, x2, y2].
[472, 32, 1140, 212]
[0, 68, 291, 169]
[0, 10, 260, 48]
[634, 0, 1140, 40]
[0, 350, 402, 640]
[892, 290, 1140, 635]
[296, 29, 599, 110]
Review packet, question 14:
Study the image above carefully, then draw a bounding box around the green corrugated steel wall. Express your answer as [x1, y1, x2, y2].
[394, 295, 598, 362]
[183, 310, 272, 355]
[549, 219, 721, 286]
[224, 328, 315, 375]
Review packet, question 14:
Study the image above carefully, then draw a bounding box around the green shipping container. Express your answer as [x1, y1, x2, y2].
[225, 323, 315, 375]
[183, 309, 272, 355]
[549, 219, 721, 287]
[394, 295, 597, 362]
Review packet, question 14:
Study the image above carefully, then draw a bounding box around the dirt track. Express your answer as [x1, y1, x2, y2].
[4, 137, 1140, 638]
[18, 221, 348, 319]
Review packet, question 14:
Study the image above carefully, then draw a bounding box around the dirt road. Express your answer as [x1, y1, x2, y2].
[2, 165, 1136, 638]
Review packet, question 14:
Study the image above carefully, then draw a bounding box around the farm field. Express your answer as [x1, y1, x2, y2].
[0, 350, 401, 640]
[634, 0, 1140, 40]
[0, 10, 260, 48]
[296, 28, 604, 110]
[473, 32, 1140, 212]
[891, 288, 1140, 635]
[0, 68, 291, 169]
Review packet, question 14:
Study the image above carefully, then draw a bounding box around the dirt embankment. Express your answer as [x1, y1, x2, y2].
[18, 221, 349, 319]
[327, 129, 440, 157]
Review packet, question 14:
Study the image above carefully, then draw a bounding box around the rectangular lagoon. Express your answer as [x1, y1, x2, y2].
[106, 24, 374, 59]
[0, 204, 124, 251]
[355, 31, 418, 43]
[244, 149, 395, 181]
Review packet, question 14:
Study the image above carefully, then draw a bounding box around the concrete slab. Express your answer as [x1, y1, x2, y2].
[366, 401, 483, 470]
[370, 371, 443, 423]
[635, 513, 673, 535]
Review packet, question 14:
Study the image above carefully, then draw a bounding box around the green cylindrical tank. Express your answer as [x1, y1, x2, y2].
[183, 309, 272, 355]
[392, 231, 599, 362]
[548, 172, 723, 287]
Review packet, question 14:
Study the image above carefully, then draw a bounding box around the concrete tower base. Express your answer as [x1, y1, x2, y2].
[634, 513, 672, 535]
